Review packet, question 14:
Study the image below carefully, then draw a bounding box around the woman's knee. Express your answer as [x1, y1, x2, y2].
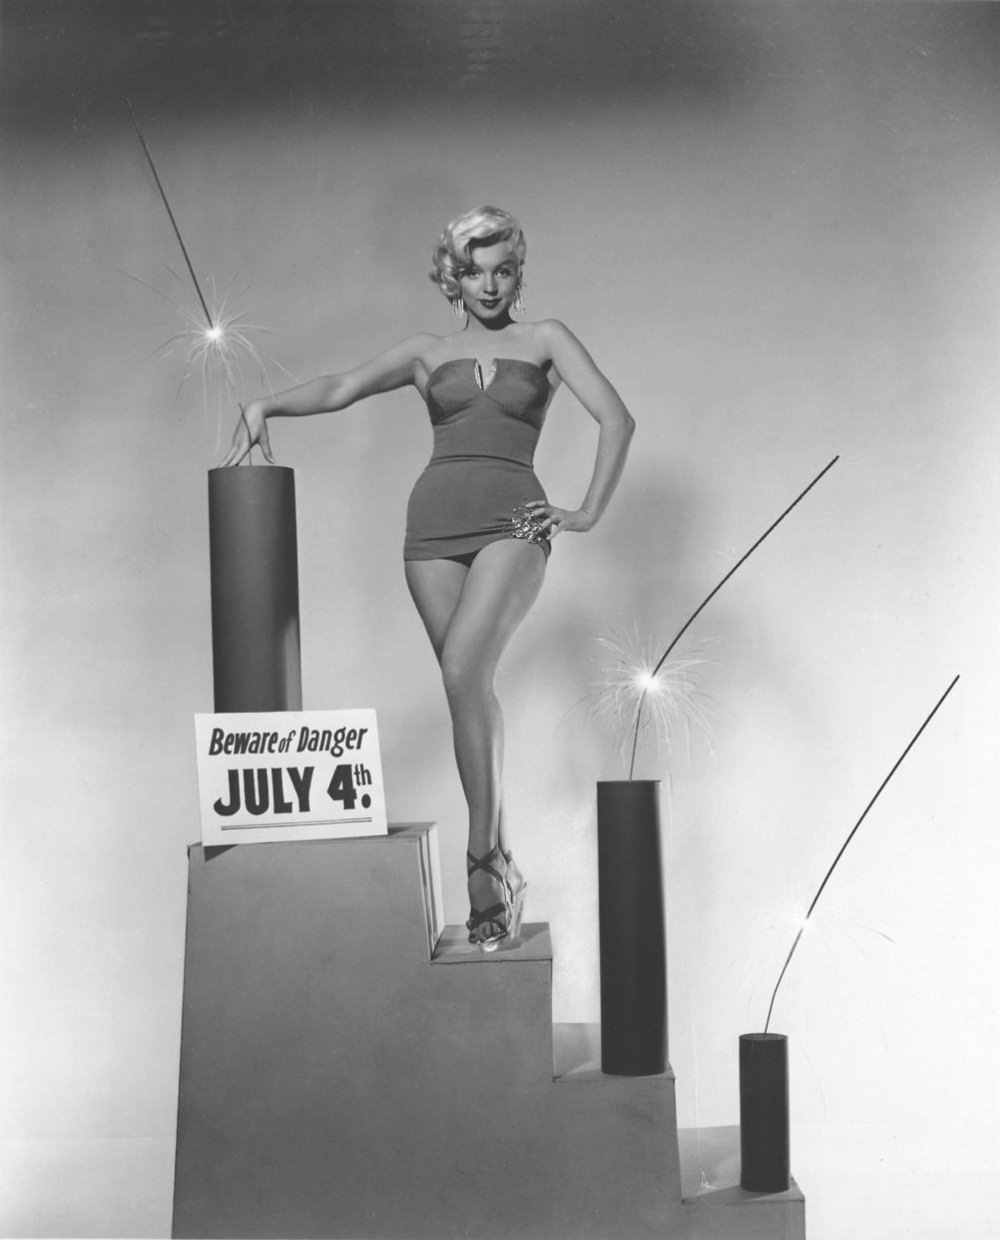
[440, 647, 492, 705]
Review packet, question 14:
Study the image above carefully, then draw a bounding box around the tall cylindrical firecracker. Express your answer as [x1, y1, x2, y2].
[596, 780, 667, 1076]
[208, 466, 302, 713]
[739, 1032, 790, 1192]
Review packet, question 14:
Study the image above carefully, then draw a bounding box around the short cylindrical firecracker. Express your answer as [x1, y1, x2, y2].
[208, 466, 302, 713]
[739, 1032, 790, 1193]
[596, 780, 667, 1076]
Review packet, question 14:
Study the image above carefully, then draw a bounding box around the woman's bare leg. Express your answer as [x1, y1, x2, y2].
[399, 556, 518, 862]
[405, 540, 545, 942]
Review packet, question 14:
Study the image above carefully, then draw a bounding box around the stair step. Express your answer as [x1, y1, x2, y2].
[552, 1020, 676, 1083]
[553, 1020, 600, 1077]
[172, 822, 801, 1238]
[431, 921, 552, 963]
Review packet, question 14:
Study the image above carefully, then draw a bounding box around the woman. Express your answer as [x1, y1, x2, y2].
[223, 206, 634, 951]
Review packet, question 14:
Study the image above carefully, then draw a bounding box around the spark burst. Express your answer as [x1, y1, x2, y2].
[150, 271, 276, 441]
[126, 98, 276, 457]
[615, 455, 840, 779]
[592, 624, 716, 777]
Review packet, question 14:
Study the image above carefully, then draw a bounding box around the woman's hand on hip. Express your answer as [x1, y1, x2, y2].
[524, 500, 595, 538]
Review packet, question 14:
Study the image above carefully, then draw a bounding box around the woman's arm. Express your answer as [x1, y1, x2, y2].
[528, 319, 635, 536]
[220, 334, 432, 466]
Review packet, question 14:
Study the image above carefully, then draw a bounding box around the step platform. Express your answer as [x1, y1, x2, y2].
[173, 824, 804, 1239]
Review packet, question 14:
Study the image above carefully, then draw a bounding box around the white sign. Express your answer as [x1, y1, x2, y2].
[193, 709, 388, 845]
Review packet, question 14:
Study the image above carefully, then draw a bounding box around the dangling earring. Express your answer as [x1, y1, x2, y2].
[452, 296, 466, 318]
[513, 284, 526, 316]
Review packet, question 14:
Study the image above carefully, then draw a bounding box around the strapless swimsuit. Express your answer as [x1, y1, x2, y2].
[403, 357, 552, 562]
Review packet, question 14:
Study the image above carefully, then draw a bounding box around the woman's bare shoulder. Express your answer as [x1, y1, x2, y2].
[522, 319, 581, 364]
[387, 331, 447, 364]
[404, 331, 470, 392]
[360, 331, 450, 383]
[405, 330, 466, 368]
[532, 318, 577, 349]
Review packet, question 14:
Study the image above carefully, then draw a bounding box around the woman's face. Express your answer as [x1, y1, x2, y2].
[459, 241, 519, 323]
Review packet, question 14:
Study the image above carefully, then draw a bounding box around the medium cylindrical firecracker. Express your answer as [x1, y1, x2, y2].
[739, 1032, 790, 1193]
[596, 780, 667, 1076]
[208, 466, 302, 713]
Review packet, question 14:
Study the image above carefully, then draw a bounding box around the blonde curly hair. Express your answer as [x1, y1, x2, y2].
[429, 205, 526, 304]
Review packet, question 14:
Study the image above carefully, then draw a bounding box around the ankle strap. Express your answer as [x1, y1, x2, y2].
[466, 845, 503, 875]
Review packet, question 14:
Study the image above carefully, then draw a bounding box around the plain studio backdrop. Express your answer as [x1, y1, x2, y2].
[1, 2, 996, 1238]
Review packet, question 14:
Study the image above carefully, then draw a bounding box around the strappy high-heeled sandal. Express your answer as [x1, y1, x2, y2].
[500, 849, 528, 947]
[466, 845, 512, 953]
